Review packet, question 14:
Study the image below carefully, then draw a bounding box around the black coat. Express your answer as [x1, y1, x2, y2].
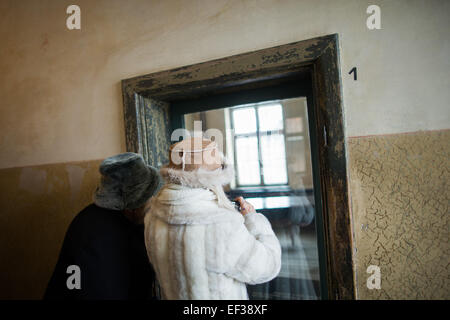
[44, 204, 156, 300]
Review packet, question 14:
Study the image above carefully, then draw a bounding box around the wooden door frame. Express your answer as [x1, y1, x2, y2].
[122, 34, 355, 299]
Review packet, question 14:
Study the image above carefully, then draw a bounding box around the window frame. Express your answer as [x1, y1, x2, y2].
[121, 34, 355, 299]
[230, 103, 289, 187]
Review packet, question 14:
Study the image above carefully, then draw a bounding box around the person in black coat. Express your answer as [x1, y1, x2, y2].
[44, 152, 161, 300]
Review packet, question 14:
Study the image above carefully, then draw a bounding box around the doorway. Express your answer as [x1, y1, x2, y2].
[122, 34, 354, 299]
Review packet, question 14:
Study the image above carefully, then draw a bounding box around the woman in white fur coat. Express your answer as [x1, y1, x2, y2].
[144, 138, 282, 300]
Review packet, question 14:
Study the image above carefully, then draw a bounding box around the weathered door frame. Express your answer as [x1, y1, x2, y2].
[122, 34, 354, 299]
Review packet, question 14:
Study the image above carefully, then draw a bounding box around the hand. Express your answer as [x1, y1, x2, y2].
[234, 196, 256, 216]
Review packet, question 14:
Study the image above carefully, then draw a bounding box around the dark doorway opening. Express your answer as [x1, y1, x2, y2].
[122, 34, 354, 299]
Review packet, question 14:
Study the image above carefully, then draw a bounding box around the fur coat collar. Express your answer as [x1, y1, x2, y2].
[150, 184, 243, 225]
[159, 160, 234, 189]
[156, 160, 238, 215]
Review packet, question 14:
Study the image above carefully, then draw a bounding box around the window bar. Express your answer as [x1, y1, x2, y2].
[255, 105, 265, 186]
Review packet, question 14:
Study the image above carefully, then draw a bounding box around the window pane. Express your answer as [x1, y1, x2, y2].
[235, 136, 261, 185]
[260, 133, 288, 184]
[232, 107, 257, 134]
[258, 104, 283, 131]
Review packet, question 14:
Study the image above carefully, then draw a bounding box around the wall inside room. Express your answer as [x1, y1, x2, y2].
[0, 0, 448, 299]
[282, 98, 313, 190]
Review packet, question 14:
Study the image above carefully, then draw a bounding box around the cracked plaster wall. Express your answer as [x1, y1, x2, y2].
[348, 130, 449, 299]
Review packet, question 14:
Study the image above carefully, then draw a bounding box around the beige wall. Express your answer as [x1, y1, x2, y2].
[0, 0, 449, 299]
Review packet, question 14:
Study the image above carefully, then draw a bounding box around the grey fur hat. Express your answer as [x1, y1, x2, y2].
[94, 152, 161, 210]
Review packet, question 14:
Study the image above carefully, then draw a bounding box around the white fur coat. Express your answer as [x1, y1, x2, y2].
[144, 166, 281, 300]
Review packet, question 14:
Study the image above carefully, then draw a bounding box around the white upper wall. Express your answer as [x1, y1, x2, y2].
[0, 0, 449, 168]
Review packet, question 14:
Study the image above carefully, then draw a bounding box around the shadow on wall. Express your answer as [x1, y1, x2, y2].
[0, 160, 102, 299]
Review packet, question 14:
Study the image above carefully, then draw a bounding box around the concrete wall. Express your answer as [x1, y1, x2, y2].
[0, 0, 449, 299]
